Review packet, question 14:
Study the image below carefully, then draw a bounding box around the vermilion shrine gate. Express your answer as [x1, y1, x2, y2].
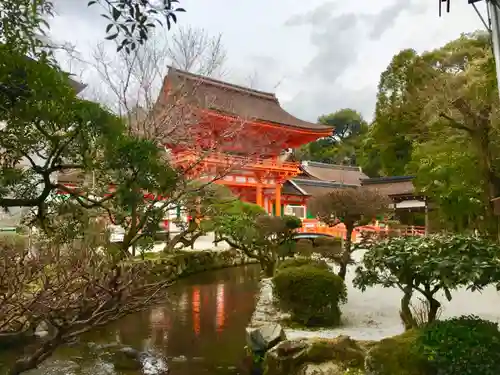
[52, 68, 428, 239]
[161, 67, 334, 216]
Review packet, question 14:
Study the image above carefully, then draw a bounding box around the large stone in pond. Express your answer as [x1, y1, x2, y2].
[246, 324, 287, 352]
[264, 336, 367, 375]
[112, 347, 142, 371]
[297, 362, 344, 375]
[264, 339, 309, 375]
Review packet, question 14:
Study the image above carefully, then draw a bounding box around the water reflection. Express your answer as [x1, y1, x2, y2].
[6, 264, 261, 375]
[192, 287, 201, 336]
[216, 283, 225, 333]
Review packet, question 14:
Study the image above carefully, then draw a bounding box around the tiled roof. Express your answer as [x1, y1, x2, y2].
[282, 178, 357, 197]
[360, 176, 415, 196]
[300, 161, 368, 186]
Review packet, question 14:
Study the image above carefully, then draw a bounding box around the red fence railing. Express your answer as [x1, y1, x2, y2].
[298, 219, 425, 240]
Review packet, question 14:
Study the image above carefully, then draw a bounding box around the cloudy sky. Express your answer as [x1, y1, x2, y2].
[49, 0, 486, 122]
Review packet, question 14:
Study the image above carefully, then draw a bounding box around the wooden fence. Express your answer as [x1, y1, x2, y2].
[298, 219, 425, 241]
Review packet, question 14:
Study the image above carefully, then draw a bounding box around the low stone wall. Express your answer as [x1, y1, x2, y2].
[140, 249, 258, 282]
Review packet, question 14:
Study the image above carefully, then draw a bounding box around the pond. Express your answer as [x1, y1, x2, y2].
[1, 264, 262, 375]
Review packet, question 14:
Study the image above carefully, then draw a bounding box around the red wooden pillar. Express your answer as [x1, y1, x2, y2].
[275, 182, 282, 216]
[256, 184, 263, 208]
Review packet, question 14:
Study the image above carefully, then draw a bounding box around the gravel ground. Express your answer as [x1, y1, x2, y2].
[251, 250, 500, 341]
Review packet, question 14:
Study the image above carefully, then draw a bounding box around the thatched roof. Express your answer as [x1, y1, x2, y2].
[162, 67, 332, 132]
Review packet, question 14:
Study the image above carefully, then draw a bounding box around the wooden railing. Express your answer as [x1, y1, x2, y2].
[298, 219, 425, 240]
[172, 150, 300, 172]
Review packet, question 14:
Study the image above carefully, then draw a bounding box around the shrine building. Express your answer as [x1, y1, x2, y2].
[161, 67, 335, 217]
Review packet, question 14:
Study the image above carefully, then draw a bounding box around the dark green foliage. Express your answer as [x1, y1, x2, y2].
[277, 257, 330, 272]
[0, 46, 125, 210]
[293, 237, 344, 265]
[0, 0, 54, 58]
[417, 315, 500, 375]
[281, 215, 303, 231]
[90, 0, 186, 53]
[297, 108, 368, 165]
[272, 266, 347, 326]
[354, 234, 500, 330]
[212, 203, 301, 276]
[365, 329, 427, 375]
[1, 0, 185, 58]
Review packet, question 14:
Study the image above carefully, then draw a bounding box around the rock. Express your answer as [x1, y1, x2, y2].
[119, 347, 141, 358]
[171, 355, 187, 362]
[34, 321, 53, 339]
[264, 339, 309, 375]
[298, 362, 344, 375]
[141, 354, 169, 374]
[264, 336, 367, 375]
[306, 336, 365, 367]
[246, 324, 287, 352]
[112, 347, 142, 371]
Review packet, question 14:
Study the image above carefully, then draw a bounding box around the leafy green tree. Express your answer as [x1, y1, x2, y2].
[366, 31, 500, 238]
[309, 187, 391, 280]
[0, 45, 232, 374]
[413, 32, 500, 237]
[362, 49, 421, 176]
[1, 47, 218, 257]
[0, 46, 123, 212]
[1, 0, 185, 58]
[408, 136, 484, 232]
[297, 108, 368, 165]
[355, 130, 382, 177]
[212, 202, 301, 276]
[354, 234, 500, 330]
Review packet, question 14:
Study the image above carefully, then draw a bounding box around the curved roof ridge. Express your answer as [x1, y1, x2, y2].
[361, 176, 415, 184]
[292, 178, 358, 188]
[164, 66, 333, 131]
[168, 66, 278, 101]
[302, 161, 361, 171]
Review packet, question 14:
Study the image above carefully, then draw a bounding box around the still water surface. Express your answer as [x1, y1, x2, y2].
[3, 265, 261, 375]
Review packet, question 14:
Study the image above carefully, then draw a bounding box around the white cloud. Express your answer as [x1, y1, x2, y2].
[48, 0, 487, 122]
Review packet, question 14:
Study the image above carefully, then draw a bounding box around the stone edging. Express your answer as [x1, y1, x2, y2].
[249, 278, 288, 328]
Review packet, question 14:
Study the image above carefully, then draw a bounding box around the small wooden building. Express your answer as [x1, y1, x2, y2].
[360, 176, 429, 234]
[280, 161, 367, 219]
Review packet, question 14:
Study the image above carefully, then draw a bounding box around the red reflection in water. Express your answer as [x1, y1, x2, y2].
[192, 286, 201, 336]
[215, 283, 225, 332]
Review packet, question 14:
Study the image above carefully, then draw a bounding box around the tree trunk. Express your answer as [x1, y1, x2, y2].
[426, 296, 441, 324]
[400, 286, 417, 330]
[338, 222, 354, 280]
[8, 333, 61, 375]
[260, 257, 276, 278]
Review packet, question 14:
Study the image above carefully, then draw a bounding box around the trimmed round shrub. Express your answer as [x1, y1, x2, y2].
[416, 315, 500, 375]
[277, 257, 330, 272]
[272, 266, 347, 326]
